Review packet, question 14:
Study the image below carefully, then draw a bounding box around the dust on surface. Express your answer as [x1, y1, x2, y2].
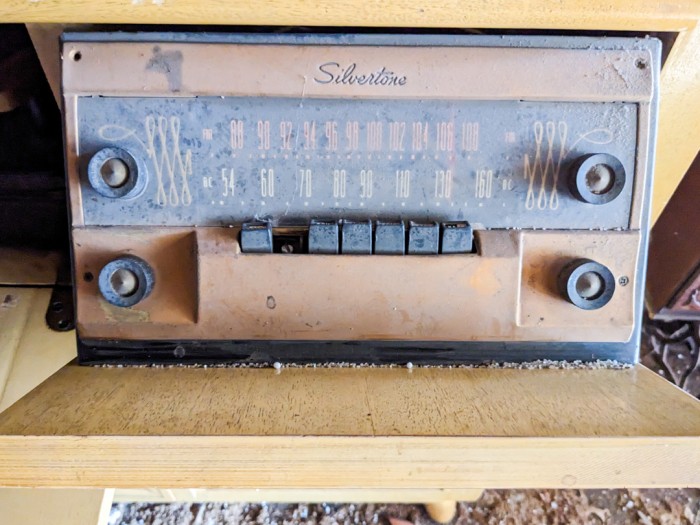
[99, 359, 631, 370]
[111, 489, 700, 525]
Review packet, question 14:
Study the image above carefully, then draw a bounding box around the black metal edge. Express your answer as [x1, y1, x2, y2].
[60, 31, 662, 54]
[77, 338, 635, 365]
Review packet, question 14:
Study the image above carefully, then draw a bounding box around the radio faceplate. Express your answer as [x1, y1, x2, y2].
[62, 33, 660, 364]
[75, 97, 638, 229]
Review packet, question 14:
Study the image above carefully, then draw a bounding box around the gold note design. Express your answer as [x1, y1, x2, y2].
[145, 116, 192, 207]
[523, 121, 612, 211]
[98, 116, 193, 208]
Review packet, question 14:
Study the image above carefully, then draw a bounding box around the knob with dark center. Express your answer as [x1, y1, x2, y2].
[98, 255, 155, 307]
[569, 153, 626, 205]
[558, 258, 616, 310]
[87, 147, 147, 199]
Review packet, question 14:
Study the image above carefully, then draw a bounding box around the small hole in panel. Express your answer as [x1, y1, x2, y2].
[635, 58, 647, 70]
[84, 272, 94, 282]
[69, 50, 82, 62]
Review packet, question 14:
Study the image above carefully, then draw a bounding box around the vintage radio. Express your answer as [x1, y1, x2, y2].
[61, 33, 659, 364]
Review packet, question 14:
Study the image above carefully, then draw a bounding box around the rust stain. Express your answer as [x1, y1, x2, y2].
[468, 259, 501, 296]
[98, 296, 150, 323]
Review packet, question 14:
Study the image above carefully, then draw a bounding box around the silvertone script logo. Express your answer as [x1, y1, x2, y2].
[314, 62, 407, 86]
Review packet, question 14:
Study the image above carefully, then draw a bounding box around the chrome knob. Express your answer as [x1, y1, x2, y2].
[569, 153, 626, 205]
[558, 258, 615, 310]
[98, 255, 155, 307]
[87, 147, 147, 199]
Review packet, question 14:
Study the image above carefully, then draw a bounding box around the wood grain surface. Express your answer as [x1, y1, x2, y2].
[0, 363, 699, 488]
[1, 1, 697, 29]
[1, 365, 699, 437]
[111, 488, 485, 504]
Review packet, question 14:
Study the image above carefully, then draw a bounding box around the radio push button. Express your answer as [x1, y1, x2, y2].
[342, 220, 372, 255]
[440, 222, 473, 254]
[240, 222, 273, 253]
[374, 222, 406, 255]
[309, 220, 340, 254]
[408, 222, 440, 255]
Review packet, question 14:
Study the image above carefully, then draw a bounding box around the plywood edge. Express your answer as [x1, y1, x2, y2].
[651, 21, 700, 224]
[0, 435, 697, 488]
[1, 1, 698, 29]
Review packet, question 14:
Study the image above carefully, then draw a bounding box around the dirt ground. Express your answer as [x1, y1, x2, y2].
[111, 489, 700, 525]
[112, 316, 700, 525]
[641, 315, 700, 398]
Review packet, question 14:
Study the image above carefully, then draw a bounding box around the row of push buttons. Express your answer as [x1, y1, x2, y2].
[240, 220, 473, 255]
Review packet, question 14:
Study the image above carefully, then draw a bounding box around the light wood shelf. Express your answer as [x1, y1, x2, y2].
[1, 0, 697, 29]
[0, 362, 698, 489]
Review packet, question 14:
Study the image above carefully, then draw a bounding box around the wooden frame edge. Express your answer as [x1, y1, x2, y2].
[0, 435, 698, 489]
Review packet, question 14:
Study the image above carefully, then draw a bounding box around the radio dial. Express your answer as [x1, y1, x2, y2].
[569, 153, 626, 205]
[98, 255, 155, 308]
[87, 147, 147, 199]
[558, 258, 616, 310]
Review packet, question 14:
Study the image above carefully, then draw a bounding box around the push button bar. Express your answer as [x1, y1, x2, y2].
[240, 220, 474, 255]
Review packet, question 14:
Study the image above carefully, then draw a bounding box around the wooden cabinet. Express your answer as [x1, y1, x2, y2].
[0, 1, 699, 522]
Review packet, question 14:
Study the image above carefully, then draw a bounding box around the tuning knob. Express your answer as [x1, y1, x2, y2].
[87, 147, 147, 199]
[569, 153, 625, 205]
[98, 255, 155, 307]
[558, 258, 615, 310]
